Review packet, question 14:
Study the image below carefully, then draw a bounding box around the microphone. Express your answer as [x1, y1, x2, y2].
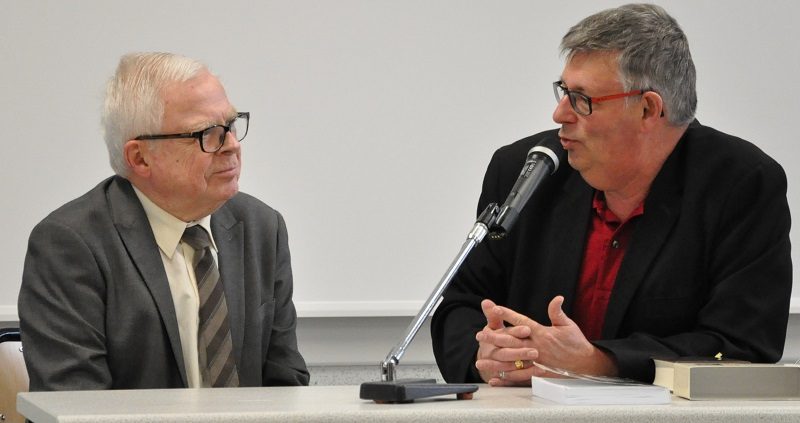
[492, 137, 565, 235]
[359, 137, 564, 404]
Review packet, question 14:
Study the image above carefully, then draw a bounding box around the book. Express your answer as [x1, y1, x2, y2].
[653, 357, 749, 391]
[531, 376, 671, 405]
[652, 359, 800, 400]
[652, 358, 676, 391]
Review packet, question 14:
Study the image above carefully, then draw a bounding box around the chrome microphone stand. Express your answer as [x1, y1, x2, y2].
[359, 203, 500, 403]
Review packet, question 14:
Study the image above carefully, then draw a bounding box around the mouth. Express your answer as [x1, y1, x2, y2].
[214, 165, 240, 177]
[559, 135, 578, 149]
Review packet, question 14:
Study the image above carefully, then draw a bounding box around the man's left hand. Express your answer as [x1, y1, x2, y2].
[475, 296, 618, 386]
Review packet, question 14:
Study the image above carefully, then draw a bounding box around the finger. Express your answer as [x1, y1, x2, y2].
[476, 354, 536, 372]
[493, 304, 542, 330]
[476, 328, 527, 348]
[547, 295, 575, 327]
[474, 358, 502, 373]
[488, 377, 518, 387]
[483, 347, 539, 364]
[476, 356, 540, 373]
[505, 324, 532, 339]
[481, 299, 504, 330]
[475, 357, 514, 377]
[486, 368, 534, 387]
[475, 323, 531, 342]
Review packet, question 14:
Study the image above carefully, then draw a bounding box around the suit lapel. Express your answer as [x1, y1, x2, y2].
[602, 141, 684, 337]
[548, 172, 593, 316]
[210, 204, 245, 366]
[106, 176, 188, 387]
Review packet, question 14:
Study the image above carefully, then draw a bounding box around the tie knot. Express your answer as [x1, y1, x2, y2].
[182, 225, 212, 250]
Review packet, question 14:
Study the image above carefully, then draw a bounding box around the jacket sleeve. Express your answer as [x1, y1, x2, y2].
[261, 211, 310, 386]
[19, 219, 113, 391]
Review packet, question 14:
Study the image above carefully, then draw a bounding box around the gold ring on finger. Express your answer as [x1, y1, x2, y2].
[514, 360, 524, 370]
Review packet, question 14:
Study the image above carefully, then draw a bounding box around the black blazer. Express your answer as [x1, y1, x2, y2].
[432, 121, 792, 383]
[19, 176, 309, 390]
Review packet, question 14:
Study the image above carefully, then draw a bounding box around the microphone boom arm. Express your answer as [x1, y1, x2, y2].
[363, 138, 563, 402]
[379, 203, 500, 381]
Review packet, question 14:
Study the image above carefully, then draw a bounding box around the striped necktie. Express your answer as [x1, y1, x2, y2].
[182, 225, 240, 387]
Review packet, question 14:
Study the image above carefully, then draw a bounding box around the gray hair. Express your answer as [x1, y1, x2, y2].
[101, 52, 206, 176]
[560, 3, 696, 126]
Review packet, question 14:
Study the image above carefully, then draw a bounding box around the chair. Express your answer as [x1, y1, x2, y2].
[0, 328, 28, 423]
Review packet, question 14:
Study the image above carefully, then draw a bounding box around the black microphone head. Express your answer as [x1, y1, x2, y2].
[526, 136, 566, 175]
[492, 136, 566, 235]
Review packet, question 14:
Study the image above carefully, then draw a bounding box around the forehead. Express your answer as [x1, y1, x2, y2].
[161, 71, 235, 130]
[560, 52, 622, 93]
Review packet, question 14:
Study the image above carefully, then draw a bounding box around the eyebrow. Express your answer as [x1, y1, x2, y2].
[558, 79, 588, 94]
[191, 111, 239, 132]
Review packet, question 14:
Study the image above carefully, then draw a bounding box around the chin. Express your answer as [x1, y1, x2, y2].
[213, 181, 240, 201]
[566, 155, 583, 172]
[223, 185, 240, 200]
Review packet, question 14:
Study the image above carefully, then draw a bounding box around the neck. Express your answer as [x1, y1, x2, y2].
[127, 178, 218, 222]
[603, 123, 688, 220]
[604, 190, 647, 221]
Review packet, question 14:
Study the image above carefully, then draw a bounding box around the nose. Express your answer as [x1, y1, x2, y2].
[217, 130, 241, 155]
[552, 95, 577, 125]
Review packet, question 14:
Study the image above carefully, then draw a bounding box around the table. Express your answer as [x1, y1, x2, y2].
[17, 384, 800, 422]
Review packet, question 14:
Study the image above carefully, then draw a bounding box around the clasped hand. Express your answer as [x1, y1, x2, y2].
[474, 296, 617, 386]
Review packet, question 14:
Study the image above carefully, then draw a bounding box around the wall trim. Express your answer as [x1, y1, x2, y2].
[4, 297, 800, 322]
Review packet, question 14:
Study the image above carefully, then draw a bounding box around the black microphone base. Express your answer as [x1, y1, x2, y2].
[359, 378, 479, 403]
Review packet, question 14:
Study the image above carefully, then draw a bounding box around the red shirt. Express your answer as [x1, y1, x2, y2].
[572, 191, 643, 341]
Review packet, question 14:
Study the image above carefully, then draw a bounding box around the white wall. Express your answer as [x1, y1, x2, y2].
[1, 0, 798, 322]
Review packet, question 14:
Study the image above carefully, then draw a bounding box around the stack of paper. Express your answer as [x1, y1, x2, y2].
[531, 376, 671, 405]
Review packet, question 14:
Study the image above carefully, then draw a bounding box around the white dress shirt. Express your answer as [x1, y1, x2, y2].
[133, 186, 217, 388]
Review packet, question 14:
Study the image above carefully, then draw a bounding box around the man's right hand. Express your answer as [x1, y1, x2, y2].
[474, 299, 538, 385]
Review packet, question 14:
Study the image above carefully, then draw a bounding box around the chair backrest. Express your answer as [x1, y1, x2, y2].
[0, 328, 28, 423]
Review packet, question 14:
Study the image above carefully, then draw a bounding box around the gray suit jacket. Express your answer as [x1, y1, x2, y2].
[19, 176, 309, 390]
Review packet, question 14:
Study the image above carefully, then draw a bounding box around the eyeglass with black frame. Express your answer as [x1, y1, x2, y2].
[553, 81, 645, 116]
[134, 112, 250, 153]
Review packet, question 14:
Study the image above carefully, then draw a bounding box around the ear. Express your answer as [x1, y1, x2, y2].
[641, 91, 664, 128]
[123, 140, 151, 178]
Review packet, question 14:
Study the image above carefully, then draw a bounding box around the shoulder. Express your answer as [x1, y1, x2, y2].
[25, 177, 133, 266]
[223, 191, 280, 216]
[678, 122, 786, 184]
[681, 122, 783, 171]
[662, 121, 789, 222]
[33, 176, 120, 233]
[218, 191, 286, 230]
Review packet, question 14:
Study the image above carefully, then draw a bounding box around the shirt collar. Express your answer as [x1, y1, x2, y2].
[132, 186, 217, 258]
[593, 190, 644, 224]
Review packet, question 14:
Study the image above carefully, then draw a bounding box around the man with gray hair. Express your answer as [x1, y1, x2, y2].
[432, 4, 791, 385]
[19, 52, 309, 390]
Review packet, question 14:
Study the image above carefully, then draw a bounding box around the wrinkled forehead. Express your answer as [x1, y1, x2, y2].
[161, 71, 236, 130]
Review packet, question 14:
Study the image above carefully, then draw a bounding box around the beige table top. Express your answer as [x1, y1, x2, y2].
[18, 384, 800, 423]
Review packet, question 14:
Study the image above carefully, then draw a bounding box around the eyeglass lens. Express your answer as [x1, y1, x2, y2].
[553, 83, 591, 115]
[201, 114, 249, 152]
